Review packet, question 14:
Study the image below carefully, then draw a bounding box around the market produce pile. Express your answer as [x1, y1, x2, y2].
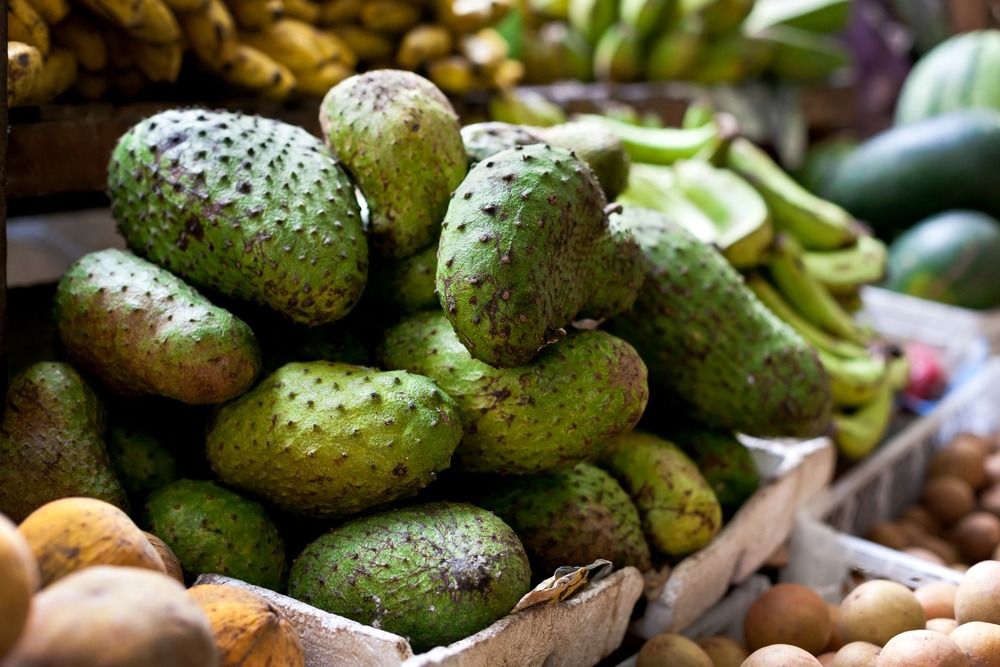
[0, 68, 902, 658]
[5, 0, 521, 107]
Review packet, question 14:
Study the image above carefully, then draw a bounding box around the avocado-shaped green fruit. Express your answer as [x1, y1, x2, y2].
[606, 207, 832, 438]
[460, 121, 545, 166]
[599, 430, 722, 557]
[107, 422, 181, 502]
[0, 362, 128, 522]
[470, 462, 652, 577]
[109, 109, 367, 327]
[378, 311, 648, 474]
[288, 501, 530, 652]
[320, 70, 468, 260]
[206, 361, 462, 519]
[54, 248, 261, 404]
[142, 479, 287, 590]
[364, 241, 440, 317]
[533, 120, 631, 202]
[436, 144, 644, 368]
[667, 425, 760, 515]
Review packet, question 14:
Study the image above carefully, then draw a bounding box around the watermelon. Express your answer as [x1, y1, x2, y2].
[882, 210, 1000, 310]
[895, 29, 1000, 125]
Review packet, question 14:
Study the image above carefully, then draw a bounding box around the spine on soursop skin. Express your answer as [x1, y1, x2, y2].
[109, 108, 368, 327]
[54, 248, 261, 404]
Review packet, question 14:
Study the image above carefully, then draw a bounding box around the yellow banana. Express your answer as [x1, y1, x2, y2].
[767, 233, 869, 345]
[396, 23, 452, 70]
[111, 67, 148, 97]
[9, 0, 51, 56]
[360, 0, 421, 33]
[830, 380, 895, 461]
[7, 41, 44, 108]
[75, 70, 110, 100]
[801, 234, 889, 296]
[317, 0, 361, 24]
[24, 47, 78, 104]
[328, 24, 394, 60]
[434, 0, 509, 33]
[161, 0, 209, 13]
[220, 43, 296, 98]
[126, 0, 182, 44]
[886, 352, 910, 393]
[240, 18, 328, 71]
[25, 0, 70, 25]
[281, 0, 319, 22]
[180, 0, 239, 66]
[77, 0, 146, 30]
[52, 14, 108, 72]
[426, 54, 474, 96]
[294, 59, 352, 95]
[459, 27, 507, 73]
[226, 0, 282, 30]
[315, 30, 357, 66]
[483, 57, 523, 88]
[101, 24, 132, 68]
[127, 38, 183, 81]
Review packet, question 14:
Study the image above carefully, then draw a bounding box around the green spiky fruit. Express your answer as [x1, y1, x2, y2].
[0, 362, 128, 522]
[469, 463, 652, 577]
[206, 361, 462, 519]
[667, 425, 760, 515]
[106, 422, 181, 502]
[53, 248, 261, 404]
[320, 70, 468, 260]
[109, 109, 367, 327]
[534, 120, 631, 201]
[378, 311, 649, 474]
[364, 241, 441, 318]
[142, 479, 287, 590]
[259, 321, 371, 376]
[288, 501, 530, 653]
[599, 430, 722, 557]
[606, 207, 832, 438]
[436, 144, 644, 368]
[460, 121, 544, 166]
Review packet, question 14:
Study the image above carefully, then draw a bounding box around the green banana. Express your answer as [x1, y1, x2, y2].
[819, 348, 889, 408]
[620, 0, 676, 39]
[767, 233, 868, 345]
[681, 100, 716, 129]
[744, 273, 869, 359]
[680, 0, 753, 34]
[759, 25, 851, 81]
[886, 352, 911, 393]
[593, 23, 643, 83]
[725, 136, 861, 251]
[568, 0, 617, 44]
[577, 114, 723, 165]
[831, 381, 895, 461]
[618, 163, 721, 242]
[834, 288, 865, 314]
[488, 88, 567, 127]
[646, 25, 702, 80]
[684, 31, 774, 84]
[743, 0, 852, 34]
[526, 0, 570, 21]
[802, 234, 888, 296]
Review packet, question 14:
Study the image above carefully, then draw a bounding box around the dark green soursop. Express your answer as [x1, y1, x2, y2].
[320, 70, 468, 260]
[436, 144, 644, 368]
[667, 425, 760, 516]
[470, 462, 651, 577]
[109, 109, 367, 327]
[106, 422, 180, 503]
[534, 120, 631, 202]
[606, 207, 833, 438]
[364, 241, 440, 317]
[377, 311, 648, 474]
[460, 121, 544, 166]
[287, 501, 530, 652]
[142, 479, 287, 590]
[206, 361, 462, 519]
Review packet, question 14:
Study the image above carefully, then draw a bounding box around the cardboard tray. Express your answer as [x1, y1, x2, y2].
[195, 566, 645, 667]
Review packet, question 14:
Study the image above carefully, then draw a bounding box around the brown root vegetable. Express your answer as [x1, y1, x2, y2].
[948, 620, 1000, 667]
[876, 629, 968, 666]
[955, 560, 1000, 624]
[695, 635, 748, 667]
[953, 512, 1000, 563]
[744, 583, 831, 654]
[839, 579, 926, 646]
[922, 476, 976, 525]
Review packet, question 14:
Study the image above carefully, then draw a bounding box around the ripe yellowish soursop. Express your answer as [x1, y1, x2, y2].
[109, 109, 367, 327]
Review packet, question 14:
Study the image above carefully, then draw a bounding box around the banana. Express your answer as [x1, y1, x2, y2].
[77, 0, 145, 30]
[75, 70, 110, 100]
[886, 352, 910, 393]
[426, 54, 474, 96]
[485, 57, 524, 88]
[725, 136, 862, 251]
[567, 0, 616, 43]
[744, 273, 869, 360]
[767, 233, 869, 345]
[126, 0, 182, 44]
[574, 114, 724, 165]
[743, 0, 851, 34]
[830, 380, 895, 461]
[526, 0, 568, 20]
[819, 348, 889, 408]
[396, 23, 452, 70]
[459, 27, 508, 74]
[537, 20, 592, 82]
[24, 47, 78, 104]
[7, 41, 44, 108]
[9, 0, 51, 56]
[293, 59, 352, 95]
[281, 0, 319, 22]
[759, 25, 851, 81]
[219, 43, 296, 98]
[226, 0, 282, 30]
[180, 0, 239, 66]
[698, 0, 754, 34]
[593, 22, 644, 83]
[620, 0, 675, 39]
[317, 0, 361, 25]
[681, 100, 716, 129]
[801, 234, 888, 296]
[328, 25, 394, 60]
[487, 87, 567, 127]
[52, 14, 108, 72]
[161, 0, 209, 14]
[25, 0, 70, 25]
[684, 31, 774, 84]
[101, 24, 132, 68]
[359, 0, 421, 33]
[240, 18, 329, 71]
[312, 28, 357, 67]
[434, 0, 509, 33]
[110, 67, 148, 97]
[646, 25, 702, 80]
[833, 287, 864, 314]
[127, 37, 183, 81]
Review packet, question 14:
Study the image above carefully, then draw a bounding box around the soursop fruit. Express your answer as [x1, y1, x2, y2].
[320, 70, 468, 260]
[109, 109, 367, 327]
[378, 310, 648, 474]
[206, 361, 463, 519]
[460, 121, 545, 166]
[533, 120, 631, 201]
[436, 144, 644, 368]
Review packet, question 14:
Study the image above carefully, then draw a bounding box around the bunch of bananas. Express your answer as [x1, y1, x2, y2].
[514, 0, 852, 86]
[6, 0, 522, 107]
[597, 105, 906, 463]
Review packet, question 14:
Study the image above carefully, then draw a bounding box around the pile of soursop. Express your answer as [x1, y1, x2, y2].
[0, 69, 833, 653]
